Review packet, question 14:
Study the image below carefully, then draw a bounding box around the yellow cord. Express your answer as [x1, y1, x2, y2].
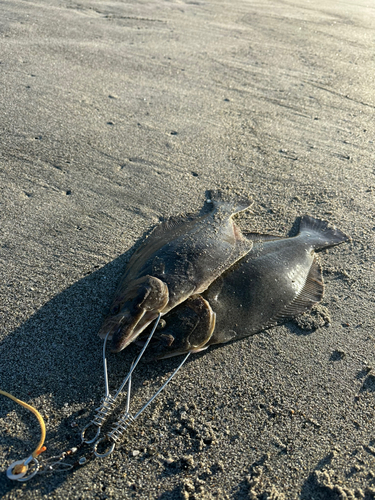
[0, 389, 46, 462]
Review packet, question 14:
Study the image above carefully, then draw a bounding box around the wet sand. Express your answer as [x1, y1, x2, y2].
[1, 0, 374, 498]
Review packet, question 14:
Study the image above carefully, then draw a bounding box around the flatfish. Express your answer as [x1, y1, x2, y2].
[99, 190, 253, 352]
[144, 216, 350, 359]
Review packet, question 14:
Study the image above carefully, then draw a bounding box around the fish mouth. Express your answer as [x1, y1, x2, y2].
[110, 310, 160, 353]
[98, 275, 170, 353]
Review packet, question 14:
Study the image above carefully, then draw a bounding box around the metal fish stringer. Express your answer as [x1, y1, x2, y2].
[82, 312, 190, 457]
[4, 314, 190, 481]
[81, 313, 161, 444]
[93, 350, 190, 458]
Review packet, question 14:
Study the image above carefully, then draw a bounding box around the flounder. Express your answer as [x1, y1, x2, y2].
[144, 216, 350, 359]
[99, 190, 253, 352]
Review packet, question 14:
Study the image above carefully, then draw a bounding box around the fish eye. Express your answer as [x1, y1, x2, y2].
[111, 304, 120, 315]
[157, 319, 166, 330]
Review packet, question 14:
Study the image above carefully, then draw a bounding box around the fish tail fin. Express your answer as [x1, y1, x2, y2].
[207, 189, 253, 215]
[299, 215, 350, 250]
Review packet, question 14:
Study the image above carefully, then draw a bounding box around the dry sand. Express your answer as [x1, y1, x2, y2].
[1, 0, 375, 498]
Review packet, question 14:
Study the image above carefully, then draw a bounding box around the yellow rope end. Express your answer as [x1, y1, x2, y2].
[0, 389, 46, 461]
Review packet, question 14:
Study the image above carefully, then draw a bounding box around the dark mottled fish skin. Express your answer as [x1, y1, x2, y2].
[98, 190, 253, 352]
[146, 216, 350, 359]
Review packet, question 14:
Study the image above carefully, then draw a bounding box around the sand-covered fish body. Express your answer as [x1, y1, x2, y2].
[99, 190, 253, 352]
[147, 216, 350, 359]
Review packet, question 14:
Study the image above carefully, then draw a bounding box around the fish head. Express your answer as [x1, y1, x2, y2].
[98, 275, 169, 353]
[143, 295, 216, 360]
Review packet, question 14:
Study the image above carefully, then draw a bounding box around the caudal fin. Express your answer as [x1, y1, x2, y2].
[299, 215, 350, 251]
[207, 189, 253, 215]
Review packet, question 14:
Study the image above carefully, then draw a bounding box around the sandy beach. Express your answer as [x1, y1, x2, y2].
[1, 0, 374, 498]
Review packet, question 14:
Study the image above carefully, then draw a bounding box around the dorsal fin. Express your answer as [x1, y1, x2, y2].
[208, 189, 253, 215]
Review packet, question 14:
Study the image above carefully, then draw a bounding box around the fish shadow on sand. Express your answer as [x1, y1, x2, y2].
[0, 251, 322, 497]
[1, 202, 222, 494]
[0, 238, 206, 494]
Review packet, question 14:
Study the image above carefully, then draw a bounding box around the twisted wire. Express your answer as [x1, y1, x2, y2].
[108, 413, 136, 443]
[91, 395, 117, 427]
